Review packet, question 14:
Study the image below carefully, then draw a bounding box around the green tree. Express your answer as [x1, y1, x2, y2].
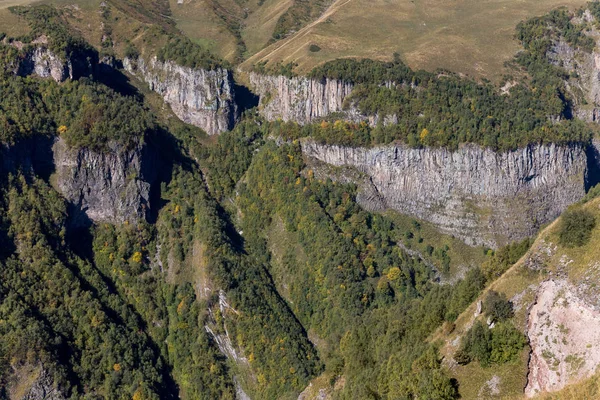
[558, 208, 596, 248]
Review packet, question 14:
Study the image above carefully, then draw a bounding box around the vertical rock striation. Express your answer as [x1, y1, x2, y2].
[302, 140, 591, 248]
[52, 137, 157, 227]
[249, 73, 354, 124]
[124, 56, 238, 135]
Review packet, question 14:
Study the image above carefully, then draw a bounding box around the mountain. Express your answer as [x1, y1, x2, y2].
[2, 1, 600, 399]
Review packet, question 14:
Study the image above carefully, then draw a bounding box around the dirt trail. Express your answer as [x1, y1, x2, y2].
[243, 0, 354, 67]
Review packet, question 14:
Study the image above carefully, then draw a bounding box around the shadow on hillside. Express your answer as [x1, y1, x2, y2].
[586, 143, 600, 192]
[234, 82, 260, 115]
[95, 60, 142, 100]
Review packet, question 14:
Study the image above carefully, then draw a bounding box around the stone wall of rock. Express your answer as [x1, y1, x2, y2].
[124, 56, 238, 135]
[52, 137, 157, 227]
[302, 140, 591, 248]
[249, 72, 355, 124]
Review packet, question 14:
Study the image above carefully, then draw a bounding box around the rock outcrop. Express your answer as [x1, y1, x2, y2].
[8, 43, 96, 82]
[7, 363, 65, 400]
[15, 47, 73, 82]
[525, 279, 600, 397]
[249, 73, 355, 124]
[124, 56, 238, 135]
[52, 137, 157, 227]
[302, 140, 592, 248]
[546, 12, 600, 122]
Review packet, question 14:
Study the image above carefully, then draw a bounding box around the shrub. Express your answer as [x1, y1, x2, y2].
[309, 44, 321, 52]
[483, 291, 514, 322]
[558, 208, 596, 248]
[124, 42, 139, 60]
[482, 238, 531, 280]
[489, 323, 527, 364]
[456, 320, 526, 367]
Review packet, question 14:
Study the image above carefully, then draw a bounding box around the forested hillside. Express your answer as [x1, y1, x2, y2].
[2, 1, 600, 399]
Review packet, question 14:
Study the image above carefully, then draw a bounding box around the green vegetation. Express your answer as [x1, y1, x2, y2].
[4, 3, 600, 399]
[0, 174, 186, 399]
[153, 165, 322, 399]
[481, 238, 532, 280]
[253, 60, 298, 77]
[200, 117, 266, 199]
[304, 56, 595, 150]
[483, 290, 514, 322]
[204, 123, 504, 398]
[455, 320, 526, 367]
[0, 72, 153, 150]
[558, 207, 596, 247]
[8, 5, 94, 60]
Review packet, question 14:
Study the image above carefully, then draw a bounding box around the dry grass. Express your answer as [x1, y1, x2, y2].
[170, 0, 293, 63]
[0, 8, 30, 35]
[241, 0, 292, 55]
[537, 370, 600, 399]
[241, 0, 589, 80]
[0, 0, 39, 9]
[170, 0, 239, 60]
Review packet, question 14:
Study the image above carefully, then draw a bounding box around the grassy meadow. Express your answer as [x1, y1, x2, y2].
[241, 0, 590, 80]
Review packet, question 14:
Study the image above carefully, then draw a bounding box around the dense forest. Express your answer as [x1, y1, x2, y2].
[304, 47, 595, 151]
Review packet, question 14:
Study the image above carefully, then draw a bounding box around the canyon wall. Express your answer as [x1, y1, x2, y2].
[52, 138, 157, 227]
[124, 56, 238, 135]
[249, 72, 355, 124]
[9, 45, 96, 82]
[302, 140, 593, 248]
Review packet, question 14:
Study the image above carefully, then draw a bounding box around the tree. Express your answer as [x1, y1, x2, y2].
[558, 208, 596, 248]
[483, 291, 514, 322]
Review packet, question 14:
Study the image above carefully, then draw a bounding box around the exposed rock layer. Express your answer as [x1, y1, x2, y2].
[302, 140, 592, 248]
[249, 73, 354, 124]
[547, 14, 600, 122]
[16, 47, 73, 82]
[124, 56, 238, 135]
[525, 279, 600, 397]
[10, 46, 95, 82]
[52, 137, 157, 227]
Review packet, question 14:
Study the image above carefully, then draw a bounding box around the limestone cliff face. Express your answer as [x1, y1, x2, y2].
[52, 138, 157, 227]
[124, 56, 238, 135]
[16, 47, 73, 82]
[546, 11, 600, 122]
[249, 73, 355, 124]
[302, 141, 590, 248]
[10, 44, 95, 82]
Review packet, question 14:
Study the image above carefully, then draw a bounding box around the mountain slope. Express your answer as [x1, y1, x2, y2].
[241, 0, 590, 79]
[436, 194, 600, 398]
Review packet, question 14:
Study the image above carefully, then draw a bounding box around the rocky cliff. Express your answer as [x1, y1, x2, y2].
[302, 140, 593, 248]
[546, 11, 600, 122]
[124, 56, 238, 135]
[525, 278, 600, 397]
[249, 73, 355, 124]
[52, 138, 157, 227]
[15, 47, 73, 82]
[8, 41, 96, 82]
